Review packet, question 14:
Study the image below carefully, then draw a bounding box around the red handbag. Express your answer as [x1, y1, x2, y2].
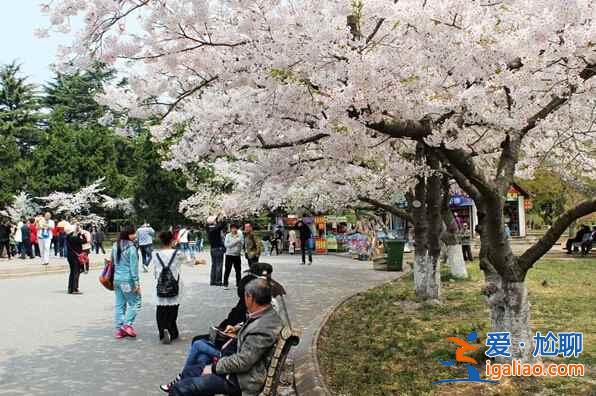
[76, 251, 89, 267]
[99, 258, 114, 291]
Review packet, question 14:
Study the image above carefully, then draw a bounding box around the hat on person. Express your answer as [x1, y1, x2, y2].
[207, 215, 217, 225]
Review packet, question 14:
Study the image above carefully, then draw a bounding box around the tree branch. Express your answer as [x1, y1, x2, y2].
[365, 118, 431, 139]
[436, 145, 494, 196]
[519, 94, 571, 136]
[518, 198, 596, 271]
[358, 196, 413, 222]
[153, 76, 218, 120]
[579, 62, 596, 81]
[518, 62, 594, 137]
[365, 18, 385, 44]
[242, 132, 330, 150]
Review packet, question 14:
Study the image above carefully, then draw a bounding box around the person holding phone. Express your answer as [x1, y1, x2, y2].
[66, 223, 86, 294]
[113, 225, 142, 339]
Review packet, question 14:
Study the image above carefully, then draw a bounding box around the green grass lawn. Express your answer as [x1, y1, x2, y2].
[318, 259, 595, 396]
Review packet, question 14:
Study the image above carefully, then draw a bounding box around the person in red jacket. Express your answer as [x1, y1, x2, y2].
[51, 224, 60, 256]
[28, 218, 40, 257]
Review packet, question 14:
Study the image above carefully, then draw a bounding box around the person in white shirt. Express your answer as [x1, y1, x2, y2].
[38, 212, 55, 266]
[178, 226, 190, 258]
[137, 223, 156, 272]
[14, 220, 23, 256]
[223, 224, 244, 289]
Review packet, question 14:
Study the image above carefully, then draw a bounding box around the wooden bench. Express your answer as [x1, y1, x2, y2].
[259, 326, 300, 396]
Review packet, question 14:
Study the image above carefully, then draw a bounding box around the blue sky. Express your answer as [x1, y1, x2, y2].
[0, 1, 72, 86]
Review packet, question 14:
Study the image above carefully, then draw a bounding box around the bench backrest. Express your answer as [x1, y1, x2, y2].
[259, 327, 300, 396]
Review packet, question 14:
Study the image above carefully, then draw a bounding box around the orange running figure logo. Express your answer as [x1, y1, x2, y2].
[433, 331, 498, 385]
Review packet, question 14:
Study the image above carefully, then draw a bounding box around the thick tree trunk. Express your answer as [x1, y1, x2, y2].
[475, 200, 532, 361]
[484, 271, 532, 361]
[446, 243, 467, 278]
[409, 143, 445, 302]
[414, 250, 441, 301]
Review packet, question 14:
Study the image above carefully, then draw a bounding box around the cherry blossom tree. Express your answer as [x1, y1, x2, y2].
[42, 0, 596, 359]
[0, 192, 40, 222]
[38, 178, 134, 227]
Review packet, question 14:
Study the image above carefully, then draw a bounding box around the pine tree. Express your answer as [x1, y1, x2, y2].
[0, 62, 41, 206]
[43, 63, 114, 124]
[0, 62, 42, 155]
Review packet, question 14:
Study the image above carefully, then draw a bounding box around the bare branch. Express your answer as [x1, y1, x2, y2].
[242, 132, 330, 150]
[152, 76, 218, 120]
[365, 118, 431, 139]
[579, 62, 596, 81]
[358, 196, 413, 222]
[518, 198, 596, 271]
[365, 18, 385, 44]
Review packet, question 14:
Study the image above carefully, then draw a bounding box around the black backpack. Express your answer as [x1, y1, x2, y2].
[156, 250, 180, 298]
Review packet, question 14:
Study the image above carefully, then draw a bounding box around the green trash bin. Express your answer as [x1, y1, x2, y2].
[384, 240, 405, 271]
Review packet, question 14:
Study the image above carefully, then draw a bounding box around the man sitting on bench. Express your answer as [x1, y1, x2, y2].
[170, 278, 283, 396]
[565, 225, 591, 254]
[581, 226, 596, 255]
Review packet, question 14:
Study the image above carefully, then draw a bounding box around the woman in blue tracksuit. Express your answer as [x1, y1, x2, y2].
[113, 225, 142, 339]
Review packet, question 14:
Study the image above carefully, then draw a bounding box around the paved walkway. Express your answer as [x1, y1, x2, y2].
[0, 253, 403, 395]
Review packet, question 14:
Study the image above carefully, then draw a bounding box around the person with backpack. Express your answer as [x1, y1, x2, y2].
[113, 225, 142, 339]
[153, 230, 187, 344]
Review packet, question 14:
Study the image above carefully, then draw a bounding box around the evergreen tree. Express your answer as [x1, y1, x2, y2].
[0, 62, 40, 205]
[0, 62, 42, 155]
[43, 64, 114, 124]
[28, 112, 133, 197]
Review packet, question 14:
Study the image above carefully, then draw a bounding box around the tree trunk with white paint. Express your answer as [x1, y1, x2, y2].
[410, 144, 445, 302]
[414, 250, 441, 301]
[446, 243, 468, 278]
[484, 271, 532, 361]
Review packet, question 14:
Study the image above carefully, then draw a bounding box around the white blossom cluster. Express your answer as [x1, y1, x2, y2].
[0, 192, 41, 222]
[37, 178, 134, 227]
[41, 0, 596, 216]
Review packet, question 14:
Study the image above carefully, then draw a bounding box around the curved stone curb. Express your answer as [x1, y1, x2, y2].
[294, 266, 411, 396]
[0, 261, 105, 279]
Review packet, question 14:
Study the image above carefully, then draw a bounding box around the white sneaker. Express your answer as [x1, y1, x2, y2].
[159, 374, 181, 393]
[162, 329, 171, 345]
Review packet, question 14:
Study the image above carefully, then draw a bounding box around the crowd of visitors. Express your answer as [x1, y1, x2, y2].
[2, 211, 317, 394]
[0, 215, 317, 267]
[0, 213, 107, 265]
[89, 214, 293, 395]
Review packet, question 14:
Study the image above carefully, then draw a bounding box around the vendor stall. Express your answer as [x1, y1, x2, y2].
[325, 215, 351, 252]
[504, 184, 531, 237]
[449, 193, 478, 234]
